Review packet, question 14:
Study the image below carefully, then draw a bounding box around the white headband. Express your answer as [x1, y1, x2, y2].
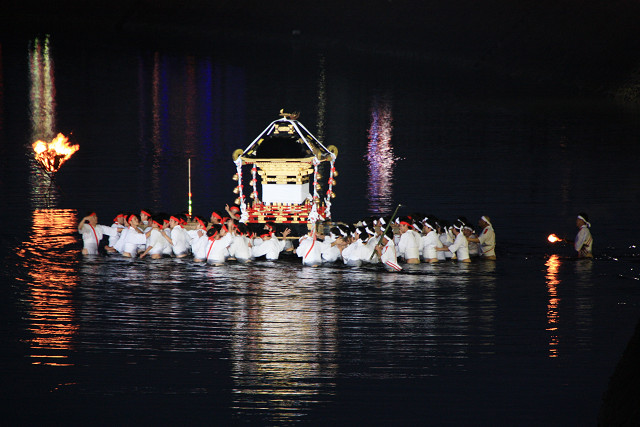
[481, 216, 491, 225]
[577, 215, 591, 228]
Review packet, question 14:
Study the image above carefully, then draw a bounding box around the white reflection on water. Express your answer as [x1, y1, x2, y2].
[28, 36, 58, 208]
[18, 209, 79, 366]
[366, 96, 397, 215]
[230, 266, 338, 424]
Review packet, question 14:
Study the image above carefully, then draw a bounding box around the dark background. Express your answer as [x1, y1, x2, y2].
[3, 0, 640, 99]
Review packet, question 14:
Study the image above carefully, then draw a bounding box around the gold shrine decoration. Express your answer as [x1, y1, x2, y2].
[250, 158, 315, 185]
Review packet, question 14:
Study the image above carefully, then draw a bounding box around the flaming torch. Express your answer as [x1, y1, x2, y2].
[547, 234, 564, 243]
[33, 133, 79, 173]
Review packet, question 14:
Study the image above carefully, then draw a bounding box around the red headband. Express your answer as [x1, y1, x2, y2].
[113, 214, 123, 222]
[400, 221, 412, 228]
[230, 206, 240, 212]
[196, 218, 205, 228]
[89, 212, 97, 217]
[128, 215, 136, 224]
[208, 231, 219, 241]
[141, 210, 151, 217]
[211, 212, 222, 221]
[152, 219, 162, 228]
[170, 216, 180, 223]
[260, 233, 270, 239]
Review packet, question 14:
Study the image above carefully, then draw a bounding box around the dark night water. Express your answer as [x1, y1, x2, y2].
[1, 33, 640, 425]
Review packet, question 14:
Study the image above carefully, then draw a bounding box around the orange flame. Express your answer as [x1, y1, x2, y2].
[547, 234, 562, 243]
[32, 133, 79, 173]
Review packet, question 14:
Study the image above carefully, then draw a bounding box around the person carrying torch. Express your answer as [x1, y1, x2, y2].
[547, 212, 593, 258]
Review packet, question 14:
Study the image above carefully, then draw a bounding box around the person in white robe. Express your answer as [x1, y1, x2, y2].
[162, 215, 190, 257]
[438, 220, 470, 262]
[122, 214, 147, 258]
[204, 225, 233, 265]
[342, 227, 371, 267]
[574, 212, 593, 258]
[319, 227, 343, 263]
[252, 228, 291, 260]
[375, 228, 402, 271]
[296, 226, 323, 266]
[77, 212, 116, 255]
[466, 216, 496, 260]
[397, 217, 421, 264]
[420, 218, 442, 263]
[139, 218, 169, 259]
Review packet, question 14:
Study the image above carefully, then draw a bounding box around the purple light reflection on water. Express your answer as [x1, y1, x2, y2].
[366, 96, 397, 215]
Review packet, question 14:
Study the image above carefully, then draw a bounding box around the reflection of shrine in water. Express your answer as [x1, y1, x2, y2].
[366, 96, 397, 215]
[229, 267, 338, 423]
[18, 209, 79, 366]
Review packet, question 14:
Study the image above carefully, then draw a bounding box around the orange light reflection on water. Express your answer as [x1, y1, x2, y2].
[24, 209, 79, 366]
[545, 254, 561, 358]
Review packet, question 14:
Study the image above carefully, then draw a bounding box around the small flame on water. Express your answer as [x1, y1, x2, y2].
[32, 133, 79, 173]
[548, 234, 562, 243]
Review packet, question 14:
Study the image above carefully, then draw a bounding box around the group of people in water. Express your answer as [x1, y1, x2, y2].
[77, 205, 592, 271]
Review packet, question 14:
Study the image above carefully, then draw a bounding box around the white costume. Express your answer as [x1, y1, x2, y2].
[448, 232, 470, 261]
[380, 239, 402, 271]
[229, 235, 252, 262]
[398, 229, 421, 260]
[251, 237, 287, 260]
[420, 230, 443, 260]
[342, 240, 369, 266]
[145, 228, 169, 256]
[123, 227, 147, 256]
[79, 223, 114, 255]
[574, 225, 593, 258]
[192, 234, 210, 261]
[437, 231, 454, 260]
[478, 224, 496, 258]
[365, 237, 380, 263]
[108, 223, 124, 248]
[114, 227, 130, 254]
[187, 229, 205, 248]
[320, 234, 342, 263]
[166, 225, 190, 256]
[296, 234, 323, 266]
[205, 234, 233, 264]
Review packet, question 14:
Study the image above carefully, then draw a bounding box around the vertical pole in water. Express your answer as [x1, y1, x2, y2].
[188, 158, 192, 217]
